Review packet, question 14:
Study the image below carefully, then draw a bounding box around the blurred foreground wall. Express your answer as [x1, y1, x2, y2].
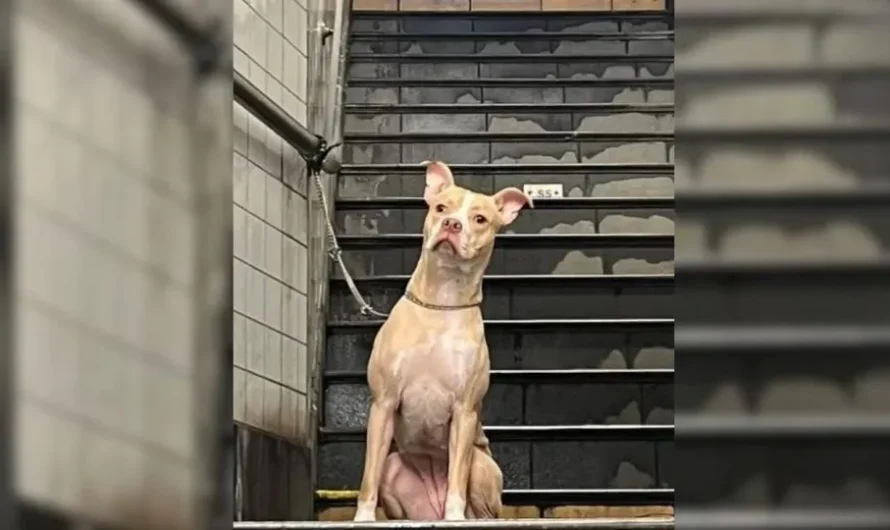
[14, 0, 232, 528]
[233, 0, 346, 520]
[676, 0, 890, 508]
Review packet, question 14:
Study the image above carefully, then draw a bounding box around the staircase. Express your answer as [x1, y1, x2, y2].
[317, 4, 675, 521]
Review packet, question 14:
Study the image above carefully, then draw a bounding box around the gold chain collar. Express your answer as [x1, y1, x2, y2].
[403, 291, 482, 311]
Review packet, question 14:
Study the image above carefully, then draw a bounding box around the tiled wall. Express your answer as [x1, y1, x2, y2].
[233, 0, 312, 445]
[234, 0, 346, 520]
[352, 0, 666, 11]
[13, 0, 231, 528]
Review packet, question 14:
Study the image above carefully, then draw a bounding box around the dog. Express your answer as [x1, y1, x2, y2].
[352, 160, 533, 521]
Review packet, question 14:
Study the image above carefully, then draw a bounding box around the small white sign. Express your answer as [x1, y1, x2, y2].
[523, 183, 564, 200]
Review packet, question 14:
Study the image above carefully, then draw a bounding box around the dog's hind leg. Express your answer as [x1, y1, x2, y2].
[467, 447, 503, 519]
[380, 452, 448, 520]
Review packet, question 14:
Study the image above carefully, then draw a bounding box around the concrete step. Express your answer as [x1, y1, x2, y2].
[337, 163, 673, 202]
[348, 53, 671, 73]
[318, 432, 673, 487]
[344, 102, 674, 114]
[313, 490, 674, 516]
[315, 492, 673, 521]
[348, 57, 672, 84]
[320, 425, 672, 443]
[329, 234, 672, 274]
[331, 241, 671, 276]
[350, 11, 672, 37]
[345, 78, 673, 107]
[342, 135, 674, 165]
[349, 32, 672, 58]
[325, 320, 672, 372]
[329, 274, 672, 321]
[316, 504, 674, 522]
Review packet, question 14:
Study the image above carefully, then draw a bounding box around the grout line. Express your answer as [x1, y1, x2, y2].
[234, 202, 310, 253]
[234, 364, 308, 396]
[234, 307, 310, 347]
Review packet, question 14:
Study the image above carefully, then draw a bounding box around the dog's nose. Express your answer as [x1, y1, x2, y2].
[442, 217, 462, 233]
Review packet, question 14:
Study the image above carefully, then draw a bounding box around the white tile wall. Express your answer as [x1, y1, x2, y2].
[233, 0, 311, 441]
[14, 0, 230, 528]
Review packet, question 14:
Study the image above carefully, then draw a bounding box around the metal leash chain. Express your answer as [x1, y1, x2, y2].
[305, 162, 390, 318]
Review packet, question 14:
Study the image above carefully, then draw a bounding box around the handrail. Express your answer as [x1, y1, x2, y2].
[130, 0, 336, 169]
[233, 70, 336, 172]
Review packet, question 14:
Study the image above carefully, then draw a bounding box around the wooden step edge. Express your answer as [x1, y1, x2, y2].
[317, 505, 675, 521]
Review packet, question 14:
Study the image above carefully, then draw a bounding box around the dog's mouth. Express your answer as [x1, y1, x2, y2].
[432, 239, 457, 254]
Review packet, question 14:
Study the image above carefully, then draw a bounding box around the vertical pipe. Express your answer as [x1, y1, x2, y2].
[0, 0, 16, 528]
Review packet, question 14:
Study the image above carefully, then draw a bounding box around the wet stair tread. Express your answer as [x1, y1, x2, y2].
[349, 53, 674, 63]
[679, 123, 890, 141]
[352, 9, 672, 18]
[676, 414, 890, 438]
[321, 425, 673, 443]
[678, 187, 890, 208]
[315, 488, 675, 507]
[328, 318, 674, 329]
[334, 233, 674, 249]
[347, 78, 672, 87]
[679, 258, 890, 278]
[344, 103, 674, 114]
[330, 273, 674, 285]
[336, 197, 674, 209]
[349, 31, 674, 41]
[245, 519, 675, 529]
[325, 368, 674, 385]
[339, 163, 674, 174]
[678, 324, 890, 351]
[343, 132, 674, 143]
[679, 64, 890, 81]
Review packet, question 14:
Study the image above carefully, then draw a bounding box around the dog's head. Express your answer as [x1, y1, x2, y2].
[421, 160, 533, 264]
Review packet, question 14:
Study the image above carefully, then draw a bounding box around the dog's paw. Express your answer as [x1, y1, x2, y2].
[445, 510, 467, 521]
[444, 494, 467, 520]
[353, 502, 377, 522]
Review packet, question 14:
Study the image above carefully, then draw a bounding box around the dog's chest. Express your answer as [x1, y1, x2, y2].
[394, 325, 478, 449]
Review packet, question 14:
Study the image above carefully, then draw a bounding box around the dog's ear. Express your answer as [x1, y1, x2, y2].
[423, 161, 455, 204]
[493, 187, 534, 225]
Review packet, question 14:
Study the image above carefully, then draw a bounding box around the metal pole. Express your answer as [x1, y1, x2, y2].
[0, 0, 15, 525]
[233, 70, 328, 164]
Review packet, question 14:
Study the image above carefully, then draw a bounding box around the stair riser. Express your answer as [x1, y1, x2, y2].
[351, 16, 670, 35]
[346, 86, 674, 105]
[349, 39, 673, 57]
[337, 208, 674, 235]
[337, 172, 673, 199]
[337, 247, 673, 275]
[326, 330, 673, 371]
[344, 112, 675, 134]
[316, 505, 675, 521]
[348, 61, 673, 80]
[324, 383, 672, 429]
[343, 139, 675, 164]
[330, 282, 672, 320]
[318, 440, 671, 490]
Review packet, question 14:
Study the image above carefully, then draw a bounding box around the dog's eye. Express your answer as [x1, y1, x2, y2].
[435, 204, 446, 213]
[474, 215, 487, 224]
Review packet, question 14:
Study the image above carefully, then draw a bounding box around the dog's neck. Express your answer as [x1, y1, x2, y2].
[406, 249, 489, 308]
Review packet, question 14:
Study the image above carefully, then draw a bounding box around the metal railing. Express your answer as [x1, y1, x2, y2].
[233, 71, 338, 173]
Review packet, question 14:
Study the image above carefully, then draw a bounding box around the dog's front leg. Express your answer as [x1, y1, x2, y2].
[445, 401, 478, 520]
[355, 397, 396, 521]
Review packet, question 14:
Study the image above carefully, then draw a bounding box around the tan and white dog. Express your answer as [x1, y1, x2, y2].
[352, 161, 533, 521]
